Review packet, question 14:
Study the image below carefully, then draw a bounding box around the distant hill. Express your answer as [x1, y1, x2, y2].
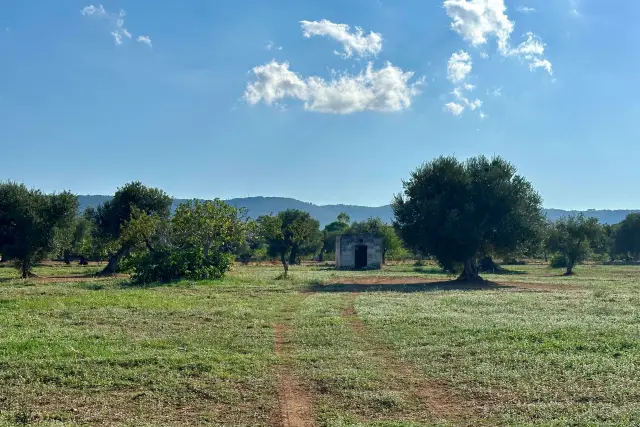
[77, 195, 638, 226]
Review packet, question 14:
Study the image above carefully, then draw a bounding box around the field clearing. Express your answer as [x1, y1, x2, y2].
[0, 263, 638, 426]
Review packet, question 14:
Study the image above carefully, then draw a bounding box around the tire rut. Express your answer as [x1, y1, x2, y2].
[341, 293, 479, 426]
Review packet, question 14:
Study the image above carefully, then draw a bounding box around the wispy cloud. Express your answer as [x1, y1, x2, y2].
[517, 6, 536, 14]
[266, 40, 282, 51]
[81, 4, 149, 47]
[244, 60, 423, 114]
[137, 35, 152, 48]
[444, 102, 465, 116]
[300, 19, 382, 58]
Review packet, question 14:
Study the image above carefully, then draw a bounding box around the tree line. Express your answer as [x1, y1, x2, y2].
[2, 155, 640, 282]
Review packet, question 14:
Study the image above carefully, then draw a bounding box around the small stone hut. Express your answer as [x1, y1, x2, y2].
[335, 234, 383, 270]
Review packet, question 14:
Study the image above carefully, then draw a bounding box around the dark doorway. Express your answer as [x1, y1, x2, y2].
[355, 245, 368, 269]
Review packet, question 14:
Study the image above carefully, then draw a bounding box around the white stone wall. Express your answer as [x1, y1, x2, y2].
[336, 234, 383, 269]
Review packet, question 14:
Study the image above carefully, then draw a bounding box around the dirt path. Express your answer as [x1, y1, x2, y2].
[341, 293, 479, 426]
[271, 312, 315, 427]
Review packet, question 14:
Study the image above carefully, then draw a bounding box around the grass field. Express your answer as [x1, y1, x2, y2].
[0, 262, 638, 426]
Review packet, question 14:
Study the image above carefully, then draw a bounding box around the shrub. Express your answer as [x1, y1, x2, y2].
[128, 248, 233, 284]
[550, 254, 568, 269]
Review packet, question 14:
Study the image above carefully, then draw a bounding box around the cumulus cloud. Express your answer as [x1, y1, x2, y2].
[300, 19, 382, 58]
[443, 0, 514, 54]
[443, 0, 553, 75]
[244, 60, 423, 114]
[82, 4, 147, 47]
[510, 32, 552, 74]
[444, 102, 465, 116]
[137, 35, 152, 47]
[447, 50, 472, 83]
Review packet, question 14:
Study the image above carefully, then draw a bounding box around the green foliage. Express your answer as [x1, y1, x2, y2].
[126, 247, 233, 284]
[258, 209, 321, 275]
[392, 155, 544, 279]
[88, 182, 172, 273]
[546, 214, 602, 274]
[0, 182, 78, 277]
[126, 199, 246, 284]
[615, 213, 640, 260]
[320, 216, 350, 260]
[550, 254, 568, 269]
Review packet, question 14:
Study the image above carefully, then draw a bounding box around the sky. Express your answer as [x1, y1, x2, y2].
[1, 0, 639, 209]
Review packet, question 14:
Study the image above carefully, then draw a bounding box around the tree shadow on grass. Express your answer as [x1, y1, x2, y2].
[306, 280, 514, 294]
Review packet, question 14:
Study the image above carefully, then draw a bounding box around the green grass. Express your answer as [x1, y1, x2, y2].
[0, 262, 638, 426]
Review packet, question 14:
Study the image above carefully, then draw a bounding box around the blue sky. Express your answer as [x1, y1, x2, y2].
[1, 0, 639, 209]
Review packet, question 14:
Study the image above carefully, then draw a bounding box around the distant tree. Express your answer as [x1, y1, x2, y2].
[87, 182, 172, 275]
[393, 156, 544, 281]
[319, 215, 351, 262]
[546, 214, 602, 275]
[0, 182, 78, 278]
[53, 216, 94, 264]
[258, 209, 320, 277]
[347, 217, 403, 264]
[236, 219, 264, 264]
[337, 212, 351, 225]
[615, 213, 640, 261]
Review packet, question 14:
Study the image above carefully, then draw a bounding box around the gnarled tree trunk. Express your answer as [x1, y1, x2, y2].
[565, 259, 575, 276]
[457, 257, 482, 282]
[99, 246, 129, 276]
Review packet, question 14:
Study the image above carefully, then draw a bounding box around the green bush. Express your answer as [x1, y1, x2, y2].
[128, 248, 233, 284]
[550, 254, 568, 269]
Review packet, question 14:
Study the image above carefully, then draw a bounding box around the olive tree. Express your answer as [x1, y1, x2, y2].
[87, 182, 172, 275]
[258, 209, 320, 277]
[615, 213, 640, 261]
[546, 214, 602, 275]
[393, 155, 544, 281]
[0, 182, 78, 278]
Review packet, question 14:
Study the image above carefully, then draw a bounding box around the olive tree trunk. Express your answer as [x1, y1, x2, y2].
[565, 259, 575, 276]
[99, 246, 129, 276]
[457, 257, 482, 282]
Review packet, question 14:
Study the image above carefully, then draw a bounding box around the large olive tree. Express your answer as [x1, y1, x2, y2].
[393, 155, 544, 281]
[87, 182, 172, 275]
[0, 182, 78, 278]
[546, 214, 602, 275]
[615, 213, 640, 261]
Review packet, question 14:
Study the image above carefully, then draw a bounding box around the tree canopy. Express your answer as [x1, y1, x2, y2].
[392, 155, 544, 280]
[546, 214, 602, 275]
[87, 181, 172, 275]
[0, 182, 78, 277]
[258, 209, 321, 277]
[615, 213, 640, 261]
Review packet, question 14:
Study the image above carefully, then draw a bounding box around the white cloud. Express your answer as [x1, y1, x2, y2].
[443, 0, 514, 54]
[300, 19, 382, 58]
[487, 87, 502, 97]
[569, 0, 580, 16]
[444, 102, 465, 116]
[447, 50, 472, 84]
[82, 4, 147, 47]
[479, 111, 487, 119]
[137, 35, 152, 47]
[443, 0, 553, 76]
[266, 41, 282, 51]
[479, 51, 489, 59]
[81, 4, 106, 16]
[517, 6, 536, 14]
[244, 60, 423, 114]
[510, 32, 552, 74]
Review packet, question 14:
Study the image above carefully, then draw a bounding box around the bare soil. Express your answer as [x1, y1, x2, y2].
[272, 323, 315, 427]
